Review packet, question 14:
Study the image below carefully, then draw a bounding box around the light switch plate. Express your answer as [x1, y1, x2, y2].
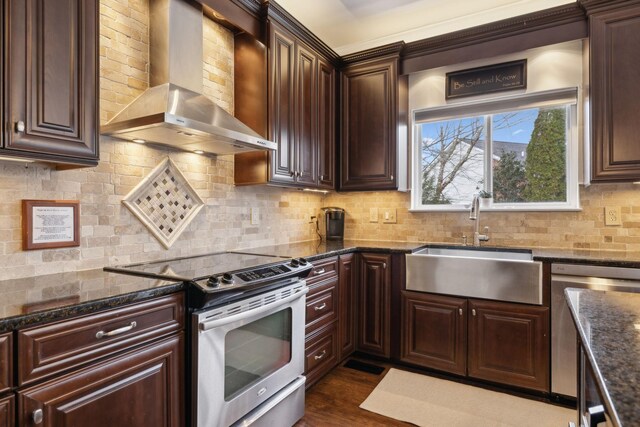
[383, 208, 397, 224]
[604, 206, 621, 226]
[251, 207, 260, 225]
[369, 208, 378, 223]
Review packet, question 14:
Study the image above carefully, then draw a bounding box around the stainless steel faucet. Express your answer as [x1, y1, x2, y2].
[469, 195, 490, 246]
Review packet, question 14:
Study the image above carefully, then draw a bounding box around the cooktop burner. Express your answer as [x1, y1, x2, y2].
[105, 251, 313, 309]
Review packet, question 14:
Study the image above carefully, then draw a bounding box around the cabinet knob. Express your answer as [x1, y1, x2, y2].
[472, 309, 477, 316]
[15, 120, 25, 133]
[390, 175, 394, 180]
[382, 263, 387, 269]
[459, 308, 463, 315]
[32, 409, 44, 424]
[290, 171, 295, 177]
[319, 175, 324, 180]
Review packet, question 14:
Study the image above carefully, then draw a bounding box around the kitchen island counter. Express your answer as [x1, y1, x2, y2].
[565, 288, 640, 426]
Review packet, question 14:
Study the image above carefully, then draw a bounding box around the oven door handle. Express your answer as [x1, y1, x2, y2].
[199, 286, 309, 331]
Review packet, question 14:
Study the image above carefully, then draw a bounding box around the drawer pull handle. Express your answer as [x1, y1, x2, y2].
[96, 321, 137, 339]
[32, 409, 43, 424]
[314, 303, 327, 311]
[314, 350, 327, 361]
[313, 268, 326, 276]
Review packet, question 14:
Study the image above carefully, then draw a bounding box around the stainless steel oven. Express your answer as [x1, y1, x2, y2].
[105, 251, 313, 427]
[193, 281, 308, 427]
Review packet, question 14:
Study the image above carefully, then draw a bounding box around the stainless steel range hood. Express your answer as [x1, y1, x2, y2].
[101, 0, 275, 154]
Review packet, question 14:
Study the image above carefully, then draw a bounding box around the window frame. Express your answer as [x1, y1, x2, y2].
[410, 88, 580, 212]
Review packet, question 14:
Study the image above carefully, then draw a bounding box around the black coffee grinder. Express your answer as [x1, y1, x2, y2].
[321, 207, 345, 241]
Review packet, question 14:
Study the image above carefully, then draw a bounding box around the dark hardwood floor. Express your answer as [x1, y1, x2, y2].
[296, 359, 409, 426]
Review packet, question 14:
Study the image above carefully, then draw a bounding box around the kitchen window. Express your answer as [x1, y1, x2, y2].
[410, 88, 579, 211]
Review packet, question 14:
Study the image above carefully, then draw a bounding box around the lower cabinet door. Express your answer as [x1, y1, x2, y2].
[468, 300, 549, 392]
[401, 291, 467, 376]
[18, 333, 184, 427]
[0, 394, 14, 427]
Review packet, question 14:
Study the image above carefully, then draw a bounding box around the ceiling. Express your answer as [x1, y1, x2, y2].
[275, 0, 576, 56]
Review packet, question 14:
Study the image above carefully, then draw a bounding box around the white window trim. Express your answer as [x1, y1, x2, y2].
[410, 88, 581, 212]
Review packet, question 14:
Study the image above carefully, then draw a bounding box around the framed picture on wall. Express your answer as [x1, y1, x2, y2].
[22, 200, 80, 250]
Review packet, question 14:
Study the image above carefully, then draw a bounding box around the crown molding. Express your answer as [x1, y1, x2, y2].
[403, 3, 586, 60]
[262, 0, 340, 64]
[341, 41, 406, 66]
[578, 0, 640, 14]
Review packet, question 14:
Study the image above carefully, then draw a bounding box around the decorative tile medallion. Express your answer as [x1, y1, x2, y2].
[122, 158, 204, 249]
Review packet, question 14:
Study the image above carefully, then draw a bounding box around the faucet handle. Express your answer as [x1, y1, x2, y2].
[483, 226, 489, 234]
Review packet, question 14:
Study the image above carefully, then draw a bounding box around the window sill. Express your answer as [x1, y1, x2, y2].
[409, 206, 582, 213]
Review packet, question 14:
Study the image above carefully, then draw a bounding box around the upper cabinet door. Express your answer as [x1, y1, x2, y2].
[317, 57, 335, 189]
[269, 24, 296, 184]
[6, 0, 99, 164]
[340, 57, 398, 191]
[590, 4, 640, 181]
[294, 42, 317, 186]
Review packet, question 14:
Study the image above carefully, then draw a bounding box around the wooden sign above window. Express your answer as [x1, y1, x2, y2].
[446, 60, 527, 100]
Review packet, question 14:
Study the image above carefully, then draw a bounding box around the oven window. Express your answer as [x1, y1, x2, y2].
[224, 308, 292, 400]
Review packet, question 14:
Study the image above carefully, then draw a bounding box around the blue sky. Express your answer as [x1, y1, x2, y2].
[421, 108, 539, 146]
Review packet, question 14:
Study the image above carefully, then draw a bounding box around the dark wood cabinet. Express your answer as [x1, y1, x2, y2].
[304, 322, 338, 388]
[4, 0, 99, 166]
[18, 293, 184, 386]
[401, 291, 467, 376]
[235, 20, 336, 190]
[0, 333, 11, 394]
[401, 293, 549, 392]
[268, 24, 297, 185]
[590, 4, 640, 181]
[468, 299, 549, 392]
[340, 52, 405, 191]
[0, 395, 14, 427]
[304, 257, 340, 388]
[357, 253, 392, 358]
[338, 254, 356, 360]
[18, 333, 184, 427]
[317, 57, 336, 189]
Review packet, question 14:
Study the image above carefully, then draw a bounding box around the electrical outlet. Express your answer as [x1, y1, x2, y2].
[604, 206, 621, 226]
[369, 208, 378, 223]
[250, 207, 259, 225]
[383, 208, 397, 224]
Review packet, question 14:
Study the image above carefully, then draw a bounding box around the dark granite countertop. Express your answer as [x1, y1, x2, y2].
[0, 269, 182, 333]
[4, 239, 640, 334]
[565, 288, 640, 426]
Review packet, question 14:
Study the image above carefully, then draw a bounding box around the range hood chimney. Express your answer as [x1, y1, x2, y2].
[101, 0, 276, 154]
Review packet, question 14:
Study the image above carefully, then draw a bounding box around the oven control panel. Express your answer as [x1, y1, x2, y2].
[189, 259, 313, 309]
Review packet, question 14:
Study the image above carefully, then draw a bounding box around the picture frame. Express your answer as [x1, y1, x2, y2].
[22, 200, 80, 250]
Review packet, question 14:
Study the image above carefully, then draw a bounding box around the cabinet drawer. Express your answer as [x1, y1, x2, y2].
[0, 394, 14, 427]
[304, 322, 338, 388]
[306, 257, 338, 285]
[18, 293, 184, 386]
[0, 333, 11, 393]
[305, 280, 338, 334]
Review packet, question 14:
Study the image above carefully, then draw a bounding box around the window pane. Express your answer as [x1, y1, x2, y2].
[492, 107, 567, 204]
[420, 117, 486, 205]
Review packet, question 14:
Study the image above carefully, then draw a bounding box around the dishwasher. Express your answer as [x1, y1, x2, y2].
[551, 263, 640, 398]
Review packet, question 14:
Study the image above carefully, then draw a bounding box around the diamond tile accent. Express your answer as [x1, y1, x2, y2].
[122, 158, 204, 248]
